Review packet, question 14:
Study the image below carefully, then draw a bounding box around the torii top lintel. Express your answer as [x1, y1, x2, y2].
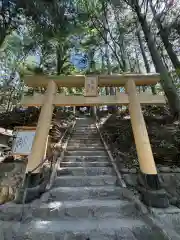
[24, 73, 160, 87]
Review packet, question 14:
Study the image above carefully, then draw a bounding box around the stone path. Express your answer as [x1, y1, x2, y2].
[0, 117, 177, 239]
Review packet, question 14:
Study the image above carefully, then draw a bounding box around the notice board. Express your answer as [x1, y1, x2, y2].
[84, 76, 98, 97]
[12, 128, 36, 156]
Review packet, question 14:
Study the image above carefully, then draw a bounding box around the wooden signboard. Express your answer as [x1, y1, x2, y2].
[12, 127, 36, 156]
[84, 76, 98, 97]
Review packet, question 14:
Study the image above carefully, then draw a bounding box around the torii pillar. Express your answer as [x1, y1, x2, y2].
[126, 79, 169, 208]
[16, 80, 57, 203]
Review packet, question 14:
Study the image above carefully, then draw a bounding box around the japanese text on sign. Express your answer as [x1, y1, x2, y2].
[84, 77, 98, 96]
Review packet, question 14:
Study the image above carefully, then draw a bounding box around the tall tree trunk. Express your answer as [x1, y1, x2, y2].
[104, 27, 111, 96]
[101, 49, 105, 72]
[113, 9, 130, 72]
[135, 47, 146, 92]
[88, 49, 96, 72]
[101, 50, 109, 95]
[149, 0, 180, 79]
[136, 28, 156, 94]
[56, 46, 62, 75]
[0, 34, 6, 48]
[56, 44, 67, 75]
[6, 88, 14, 112]
[134, 2, 180, 116]
[102, 1, 116, 98]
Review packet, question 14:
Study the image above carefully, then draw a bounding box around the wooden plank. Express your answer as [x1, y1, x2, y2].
[21, 95, 44, 106]
[21, 93, 166, 106]
[138, 93, 166, 105]
[23, 73, 160, 87]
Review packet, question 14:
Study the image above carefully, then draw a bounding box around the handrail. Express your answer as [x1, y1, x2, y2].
[46, 120, 76, 190]
[27, 122, 72, 174]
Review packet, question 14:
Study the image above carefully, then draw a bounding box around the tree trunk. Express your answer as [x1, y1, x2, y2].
[134, 2, 180, 116]
[88, 49, 96, 72]
[56, 46, 62, 75]
[56, 44, 67, 75]
[113, 7, 130, 72]
[101, 49, 105, 72]
[149, 0, 180, 79]
[0, 24, 8, 48]
[135, 44, 146, 93]
[105, 87, 110, 95]
[6, 89, 14, 112]
[136, 28, 156, 94]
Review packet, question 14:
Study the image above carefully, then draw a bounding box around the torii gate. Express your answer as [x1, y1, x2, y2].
[20, 73, 168, 206]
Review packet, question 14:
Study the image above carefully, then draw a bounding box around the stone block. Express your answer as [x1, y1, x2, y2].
[138, 187, 169, 208]
[123, 174, 138, 187]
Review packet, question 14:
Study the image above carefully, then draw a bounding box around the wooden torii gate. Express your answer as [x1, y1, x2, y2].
[20, 73, 168, 207]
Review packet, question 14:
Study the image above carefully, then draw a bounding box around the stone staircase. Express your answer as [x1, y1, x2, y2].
[0, 117, 171, 239]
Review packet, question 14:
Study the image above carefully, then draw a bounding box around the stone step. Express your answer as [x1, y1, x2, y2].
[75, 123, 94, 124]
[71, 134, 100, 137]
[154, 212, 180, 236]
[73, 129, 98, 132]
[69, 137, 101, 141]
[70, 137, 101, 141]
[69, 135, 99, 138]
[0, 200, 140, 221]
[72, 134, 99, 138]
[68, 140, 102, 144]
[74, 125, 96, 128]
[63, 156, 109, 162]
[75, 125, 95, 128]
[67, 146, 105, 151]
[60, 161, 110, 167]
[65, 150, 108, 156]
[53, 175, 117, 187]
[74, 126, 96, 128]
[68, 139, 102, 143]
[2, 218, 147, 239]
[73, 130, 97, 133]
[72, 131, 98, 134]
[73, 128, 97, 131]
[73, 131, 97, 134]
[34, 200, 139, 220]
[41, 186, 126, 201]
[67, 144, 104, 148]
[57, 167, 115, 176]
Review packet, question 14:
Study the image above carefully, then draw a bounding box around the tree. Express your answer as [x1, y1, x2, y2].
[136, 27, 156, 94]
[149, 0, 180, 79]
[111, 0, 180, 117]
[1, 0, 180, 116]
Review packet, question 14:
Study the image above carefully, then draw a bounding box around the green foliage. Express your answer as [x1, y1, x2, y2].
[1, 0, 180, 112]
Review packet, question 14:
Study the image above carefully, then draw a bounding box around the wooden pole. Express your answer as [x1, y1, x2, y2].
[26, 80, 57, 173]
[126, 79, 157, 174]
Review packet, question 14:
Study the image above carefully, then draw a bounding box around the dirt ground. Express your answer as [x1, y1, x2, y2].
[100, 106, 180, 168]
[99, 106, 180, 205]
